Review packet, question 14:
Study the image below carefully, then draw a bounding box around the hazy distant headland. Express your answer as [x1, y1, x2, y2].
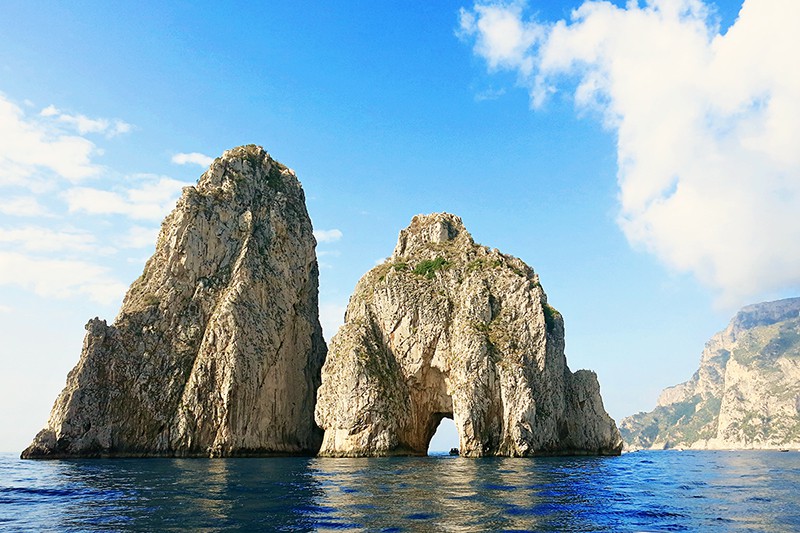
[621, 297, 800, 450]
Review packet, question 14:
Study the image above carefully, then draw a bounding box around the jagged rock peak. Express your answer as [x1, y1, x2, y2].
[315, 213, 622, 457]
[196, 145, 294, 194]
[620, 297, 800, 450]
[23, 145, 326, 458]
[392, 213, 473, 258]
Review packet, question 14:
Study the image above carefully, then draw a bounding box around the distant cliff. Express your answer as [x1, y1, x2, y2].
[621, 297, 800, 450]
[315, 213, 622, 457]
[23, 145, 326, 458]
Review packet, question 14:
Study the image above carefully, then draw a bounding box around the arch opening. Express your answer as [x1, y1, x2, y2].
[427, 414, 459, 455]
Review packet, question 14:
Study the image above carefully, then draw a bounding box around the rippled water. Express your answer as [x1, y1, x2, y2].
[2, 450, 799, 531]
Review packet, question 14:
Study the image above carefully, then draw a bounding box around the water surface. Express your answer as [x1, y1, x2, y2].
[2, 450, 799, 531]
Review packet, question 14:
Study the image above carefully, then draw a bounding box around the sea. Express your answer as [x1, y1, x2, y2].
[1, 450, 799, 532]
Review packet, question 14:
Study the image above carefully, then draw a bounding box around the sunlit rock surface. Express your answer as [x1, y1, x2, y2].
[315, 213, 622, 457]
[621, 297, 800, 450]
[22, 145, 326, 458]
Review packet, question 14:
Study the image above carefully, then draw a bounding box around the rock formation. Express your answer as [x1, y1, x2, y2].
[620, 297, 800, 450]
[315, 213, 622, 457]
[22, 145, 326, 458]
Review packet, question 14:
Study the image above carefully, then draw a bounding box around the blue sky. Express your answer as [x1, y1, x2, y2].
[1, 0, 796, 453]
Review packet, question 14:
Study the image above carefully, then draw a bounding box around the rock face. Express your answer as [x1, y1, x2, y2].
[620, 297, 800, 450]
[22, 145, 326, 458]
[315, 213, 621, 457]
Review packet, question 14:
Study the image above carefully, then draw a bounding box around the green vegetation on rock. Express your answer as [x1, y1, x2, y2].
[413, 257, 448, 279]
[619, 394, 721, 449]
[542, 303, 561, 331]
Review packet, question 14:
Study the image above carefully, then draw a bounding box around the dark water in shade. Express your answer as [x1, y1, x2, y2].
[2, 450, 799, 532]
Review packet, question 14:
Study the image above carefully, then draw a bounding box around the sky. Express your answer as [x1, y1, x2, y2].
[1, 0, 796, 453]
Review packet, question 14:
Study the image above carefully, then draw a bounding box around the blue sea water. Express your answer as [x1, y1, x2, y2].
[1, 450, 799, 532]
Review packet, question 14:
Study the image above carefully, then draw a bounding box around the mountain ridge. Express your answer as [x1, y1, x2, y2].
[621, 297, 800, 450]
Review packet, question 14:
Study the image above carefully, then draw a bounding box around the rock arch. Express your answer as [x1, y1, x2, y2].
[314, 213, 622, 457]
[398, 361, 454, 454]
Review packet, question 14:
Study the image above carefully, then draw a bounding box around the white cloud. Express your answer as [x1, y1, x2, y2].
[0, 304, 11, 314]
[65, 175, 188, 221]
[319, 302, 347, 341]
[314, 228, 343, 243]
[317, 250, 341, 258]
[121, 225, 159, 249]
[474, 87, 507, 101]
[0, 251, 126, 305]
[458, 2, 544, 77]
[172, 152, 214, 167]
[0, 227, 98, 254]
[38, 105, 58, 117]
[0, 196, 49, 217]
[0, 95, 100, 187]
[461, 0, 800, 305]
[40, 105, 131, 137]
[0, 94, 162, 307]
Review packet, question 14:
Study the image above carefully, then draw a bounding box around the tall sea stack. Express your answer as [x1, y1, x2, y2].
[23, 145, 326, 458]
[315, 213, 622, 457]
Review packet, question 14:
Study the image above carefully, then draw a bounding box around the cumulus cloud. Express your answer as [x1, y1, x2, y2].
[314, 228, 343, 244]
[0, 196, 50, 217]
[0, 93, 187, 310]
[65, 174, 189, 221]
[319, 302, 347, 341]
[458, 1, 544, 76]
[121, 225, 160, 249]
[0, 227, 100, 254]
[460, 0, 800, 304]
[40, 105, 131, 137]
[172, 152, 214, 167]
[0, 251, 126, 305]
[0, 94, 100, 187]
[0, 224, 124, 304]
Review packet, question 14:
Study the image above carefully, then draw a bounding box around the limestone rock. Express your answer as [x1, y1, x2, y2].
[620, 297, 800, 450]
[22, 145, 326, 458]
[315, 213, 621, 457]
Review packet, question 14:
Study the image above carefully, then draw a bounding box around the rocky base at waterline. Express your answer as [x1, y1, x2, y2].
[315, 213, 622, 457]
[22, 145, 326, 458]
[621, 297, 800, 450]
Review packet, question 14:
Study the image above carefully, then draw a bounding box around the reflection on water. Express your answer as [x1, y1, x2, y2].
[307, 456, 625, 531]
[309, 457, 548, 531]
[2, 451, 800, 531]
[0, 456, 323, 531]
